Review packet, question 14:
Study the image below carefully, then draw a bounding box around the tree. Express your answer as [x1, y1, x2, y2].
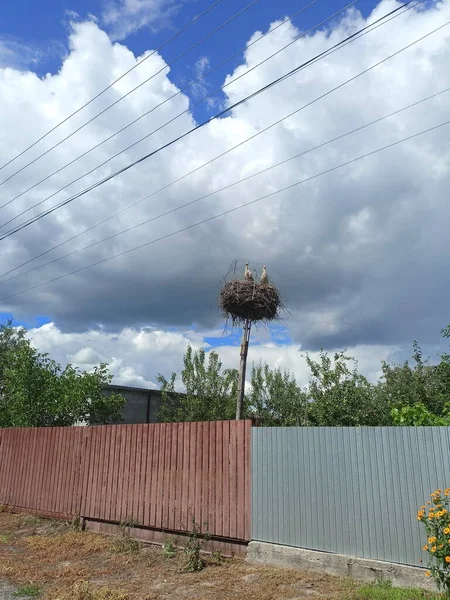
[0, 323, 124, 427]
[305, 350, 389, 426]
[377, 339, 450, 420]
[157, 346, 239, 422]
[249, 362, 307, 426]
[391, 403, 450, 426]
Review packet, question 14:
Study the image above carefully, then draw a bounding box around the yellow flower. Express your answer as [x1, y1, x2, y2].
[431, 546, 437, 553]
[428, 537, 437, 544]
[442, 509, 448, 515]
[444, 527, 450, 535]
[423, 545, 428, 551]
[427, 502, 431, 505]
[426, 571, 431, 578]
[446, 557, 450, 564]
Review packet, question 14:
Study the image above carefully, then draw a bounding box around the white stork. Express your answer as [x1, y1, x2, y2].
[244, 262, 253, 281]
[260, 265, 269, 286]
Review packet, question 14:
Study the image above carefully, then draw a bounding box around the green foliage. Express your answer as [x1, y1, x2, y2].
[250, 362, 307, 425]
[183, 517, 211, 572]
[391, 403, 450, 426]
[162, 537, 177, 558]
[210, 548, 223, 564]
[418, 489, 450, 594]
[377, 341, 450, 418]
[352, 580, 439, 600]
[157, 325, 450, 427]
[0, 323, 124, 428]
[70, 512, 82, 531]
[14, 583, 42, 597]
[306, 350, 389, 426]
[157, 346, 239, 422]
[112, 517, 140, 554]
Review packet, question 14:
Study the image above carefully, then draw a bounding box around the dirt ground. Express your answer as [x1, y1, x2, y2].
[0, 510, 354, 600]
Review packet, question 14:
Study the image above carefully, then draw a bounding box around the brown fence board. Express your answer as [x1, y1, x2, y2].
[0, 421, 252, 541]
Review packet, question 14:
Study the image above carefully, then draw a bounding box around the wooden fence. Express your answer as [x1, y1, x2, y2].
[0, 421, 251, 545]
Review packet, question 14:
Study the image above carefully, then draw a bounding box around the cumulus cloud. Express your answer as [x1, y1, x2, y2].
[27, 322, 397, 387]
[1, 0, 450, 381]
[102, 0, 184, 40]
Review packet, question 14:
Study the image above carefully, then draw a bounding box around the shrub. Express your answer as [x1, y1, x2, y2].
[418, 488, 450, 593]
[184, 518, 210, 572]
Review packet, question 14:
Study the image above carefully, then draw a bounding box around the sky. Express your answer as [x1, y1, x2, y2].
[0, 0, 449, 389]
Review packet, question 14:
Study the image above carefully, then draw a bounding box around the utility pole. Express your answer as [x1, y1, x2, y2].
[236, 318, 251, 420]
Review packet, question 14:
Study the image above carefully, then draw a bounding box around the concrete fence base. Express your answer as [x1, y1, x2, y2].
[246, 541, 437, 591]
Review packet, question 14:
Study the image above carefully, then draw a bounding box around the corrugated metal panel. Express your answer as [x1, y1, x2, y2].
[0, 421, 252, 542]
[252, 427, 450, 566]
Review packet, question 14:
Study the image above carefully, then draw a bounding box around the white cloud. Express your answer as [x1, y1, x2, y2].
[27, 322, 396, 388]
[102, 0, 183, 40]
[0, 0, 450, 368]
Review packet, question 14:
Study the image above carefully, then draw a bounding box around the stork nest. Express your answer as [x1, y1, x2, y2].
[219, 280, 282, 325]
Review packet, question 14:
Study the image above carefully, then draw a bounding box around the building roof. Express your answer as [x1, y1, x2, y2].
[104, 383, 159, 394]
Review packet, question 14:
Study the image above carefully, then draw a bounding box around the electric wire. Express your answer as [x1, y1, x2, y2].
[1, 86, 448, 287]
[0, 0, 262, 188]
[1, 0, 424, 278]
[0, 0, 322, 212]
[0, 0, 225, 173]
[0, 0, 421, 239]
[1, 117, 448, 303]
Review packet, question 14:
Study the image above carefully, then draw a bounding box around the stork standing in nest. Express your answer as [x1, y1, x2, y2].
[244, 262, 254, 282]
[260, 265, 269, 286]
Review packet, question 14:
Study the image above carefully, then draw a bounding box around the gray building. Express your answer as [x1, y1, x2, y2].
[103, 384, 164, 424]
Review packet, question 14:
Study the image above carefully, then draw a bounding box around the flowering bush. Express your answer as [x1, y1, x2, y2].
[418, 488, 450, 593]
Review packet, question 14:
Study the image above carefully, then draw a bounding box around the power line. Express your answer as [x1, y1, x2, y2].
[0, 0, 424, 276]
[1, 86, 448, 287]
[0, 0, 322, 212]
[0, 0, 225, 174]
[0, 0, 262, 188]
[1, 117, 448, 304]
[0, 0, 422, 239]
[0, 0, 359, 230]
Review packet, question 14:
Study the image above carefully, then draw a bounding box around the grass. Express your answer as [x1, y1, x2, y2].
[352, 580, 442, 600]
[0, 511, 445, 600]
[13, 582, 42, 597]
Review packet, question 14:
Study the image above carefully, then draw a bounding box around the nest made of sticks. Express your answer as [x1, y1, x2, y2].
[219, 279, 282, 325]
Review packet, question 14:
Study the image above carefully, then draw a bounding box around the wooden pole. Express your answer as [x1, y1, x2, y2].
[236, 319, 251, 420]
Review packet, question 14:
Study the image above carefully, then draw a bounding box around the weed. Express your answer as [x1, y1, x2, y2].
[0, 503, 11, 513]
[71, 512, 83, 531]
[163, 537, 177, 558]
[211, 548, 223, 564]
[111, 517, 140, 555]
[13, 582, 41, 597]
[18, 515, 44, 528]
[183, 517, 211, 572]
[0, 533, 12, 543]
